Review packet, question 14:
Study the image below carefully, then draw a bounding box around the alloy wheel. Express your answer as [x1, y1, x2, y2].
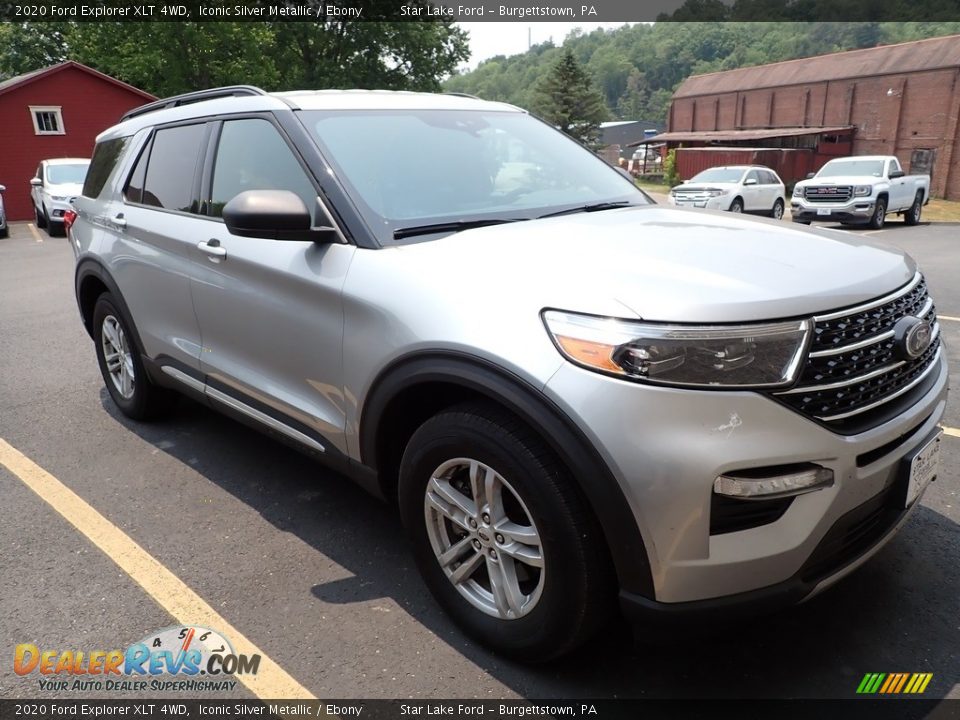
[100, 315, 136, 399]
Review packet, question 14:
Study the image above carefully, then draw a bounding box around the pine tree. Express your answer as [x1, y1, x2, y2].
[532, 49, 608, 150]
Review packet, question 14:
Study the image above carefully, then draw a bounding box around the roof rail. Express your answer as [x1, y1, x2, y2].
[443, 92, 481, 100]
[120, 85, 268, 121]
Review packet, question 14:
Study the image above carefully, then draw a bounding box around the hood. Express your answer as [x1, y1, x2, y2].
[396, 205, 915, 323]
[673, 182, 739, 192]
[46, 182, 84, 196]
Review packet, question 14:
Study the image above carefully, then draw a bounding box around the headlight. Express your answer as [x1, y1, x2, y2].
[853, 185, 871, 197]
[792, 186, 804, 197]
[50, 195, 67, 201]
[705, 189, 728, 197]
[542, 311, 811, 388]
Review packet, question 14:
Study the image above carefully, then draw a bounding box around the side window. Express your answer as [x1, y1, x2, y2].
[140, 124, 207, 212]
[125, 137, 152, 204]
[208, 118, 316, 219]
[83, 137, 130, 199]
[889, 158, 902, 175]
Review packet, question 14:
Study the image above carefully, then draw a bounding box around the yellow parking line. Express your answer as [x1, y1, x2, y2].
[944, 426, 960, 439]
[28, 223, 42, 243]
[0, 437, 315, 701]
[938, 315, 960, 322]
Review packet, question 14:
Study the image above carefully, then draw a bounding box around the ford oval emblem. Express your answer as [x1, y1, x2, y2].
[893, 316, 932, 360]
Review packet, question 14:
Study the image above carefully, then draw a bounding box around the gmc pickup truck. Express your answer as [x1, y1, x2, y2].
[792, 155, 930, 229]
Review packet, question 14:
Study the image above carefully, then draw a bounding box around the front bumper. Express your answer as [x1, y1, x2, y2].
[791, 198, 875, 223]
[668, 195, 732, 211]
[543, 352, 948, 606]
[44, 198, 75, 223]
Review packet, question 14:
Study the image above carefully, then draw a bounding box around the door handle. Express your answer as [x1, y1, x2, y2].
[112, 213, 126, 228]
[197, 239, 227, 260]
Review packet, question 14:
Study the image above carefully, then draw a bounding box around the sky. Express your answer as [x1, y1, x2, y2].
[457, 22, 634, 69]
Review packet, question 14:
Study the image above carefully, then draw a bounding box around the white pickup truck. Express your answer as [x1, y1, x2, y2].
[791, 155, 930, 229]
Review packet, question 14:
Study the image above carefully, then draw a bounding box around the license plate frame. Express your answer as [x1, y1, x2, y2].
[903, 430, 942, 507]
[817, 208, 832, 216]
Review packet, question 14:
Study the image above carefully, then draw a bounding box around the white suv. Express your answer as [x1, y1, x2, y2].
[30, 158, 90, 236]
[669, 165, 787, 219]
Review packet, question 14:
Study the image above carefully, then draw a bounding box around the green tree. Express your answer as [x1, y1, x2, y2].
[0, 22, 69, 78]
[531, 48, 607, 149]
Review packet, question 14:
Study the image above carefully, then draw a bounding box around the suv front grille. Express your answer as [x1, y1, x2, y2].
[803, 185, 853, 202]
[774, 274, 942, 430]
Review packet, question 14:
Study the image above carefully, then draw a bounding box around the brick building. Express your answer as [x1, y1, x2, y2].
[657, 34, 960, 199]
[0, 61, 154, 221]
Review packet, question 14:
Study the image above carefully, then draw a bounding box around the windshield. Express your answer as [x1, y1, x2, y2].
[817, 160, 884, 178]
[46, 163, 89, 185]
[302, 109, 647, 243]
[688, 168, 746, 184]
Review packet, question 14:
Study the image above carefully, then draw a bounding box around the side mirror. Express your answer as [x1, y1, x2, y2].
[30, 178, 42, 187]
[806, 172, 815, 180]
[223, 190, 340, 243]
[889, 170, 904, 179]
[0, 184, 6, 193]
[744, 178, 758, 186]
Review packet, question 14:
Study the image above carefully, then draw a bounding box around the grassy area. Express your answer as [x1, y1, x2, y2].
[634, 179, 960, 222]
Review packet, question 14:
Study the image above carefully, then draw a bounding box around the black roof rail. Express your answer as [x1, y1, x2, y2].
[121, 85, 269, 122]
[443, 92, 481, 100]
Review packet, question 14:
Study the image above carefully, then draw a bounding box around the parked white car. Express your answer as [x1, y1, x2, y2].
[669, 165, 787, 219]
[30, 158, 90, 236]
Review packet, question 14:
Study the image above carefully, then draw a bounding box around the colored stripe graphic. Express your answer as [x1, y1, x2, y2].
[858, 673, 932, 694]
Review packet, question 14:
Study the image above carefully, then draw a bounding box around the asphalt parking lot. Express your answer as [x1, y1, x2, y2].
[1, 218, 958, 702]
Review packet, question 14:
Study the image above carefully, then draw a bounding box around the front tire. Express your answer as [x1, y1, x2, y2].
[904, 191, 923, 226]
[868, 197, 887, 230]
[399, 403, 612, 661]
[92, 293, 174, 420]
[728, 197, 744, 213]
[35, 206, 47, 229]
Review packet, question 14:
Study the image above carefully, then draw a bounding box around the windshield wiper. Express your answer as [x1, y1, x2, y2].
[537, 201, 639, 219]
[393, 218, 527, 240]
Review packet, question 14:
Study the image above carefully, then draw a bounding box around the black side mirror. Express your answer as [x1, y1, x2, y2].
[223, 190, 341, 243]
[889, 170, 905, 179]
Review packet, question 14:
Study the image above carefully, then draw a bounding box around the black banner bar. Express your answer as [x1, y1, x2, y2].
[1, 0, 960, 22]
[3, 700, 960, 720]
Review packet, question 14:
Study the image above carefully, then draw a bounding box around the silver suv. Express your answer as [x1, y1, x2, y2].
[71, 86, 947, 660]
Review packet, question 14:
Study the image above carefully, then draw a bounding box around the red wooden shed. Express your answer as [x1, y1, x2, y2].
[0, 61, 155, 222]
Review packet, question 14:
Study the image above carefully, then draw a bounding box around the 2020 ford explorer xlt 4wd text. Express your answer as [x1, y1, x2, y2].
[70, 87, 947, 661]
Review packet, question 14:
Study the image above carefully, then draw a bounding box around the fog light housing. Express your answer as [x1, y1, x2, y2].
[714, 465, 833, 500]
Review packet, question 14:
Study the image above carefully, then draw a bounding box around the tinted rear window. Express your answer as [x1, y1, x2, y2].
[82, 138, 128, 199]
[141, 124, 207, 212]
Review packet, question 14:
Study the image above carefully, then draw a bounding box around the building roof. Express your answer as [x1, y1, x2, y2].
[633, 126, 854, 146]
[674, 34, 960, 98]
[0, 61, 155, 101]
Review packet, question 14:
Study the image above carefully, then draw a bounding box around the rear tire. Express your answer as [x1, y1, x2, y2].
[904, 191, 923, 226]
[398, 402, 613, 661]
[92, 293, 175, 420]
[770, 198, 785, 220]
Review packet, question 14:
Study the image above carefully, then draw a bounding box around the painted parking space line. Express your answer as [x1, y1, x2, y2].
[944, 426, 960, 440]
[938, 315, 960, 323]
[28, 223, 42, 243]
[0, 437, 316, 701]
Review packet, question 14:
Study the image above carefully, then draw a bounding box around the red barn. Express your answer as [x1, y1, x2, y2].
[0, 61, 154, 222]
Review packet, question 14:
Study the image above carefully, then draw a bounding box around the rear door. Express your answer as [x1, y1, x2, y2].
[188, 115, 354, 453]
[106, 122, 209, 370]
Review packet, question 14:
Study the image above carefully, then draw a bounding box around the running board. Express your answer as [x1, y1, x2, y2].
[160, 366, 326, 454]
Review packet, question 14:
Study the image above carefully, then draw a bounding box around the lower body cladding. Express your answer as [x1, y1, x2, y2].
[543, 353, 948, 616]
[792, 201, 875, 224]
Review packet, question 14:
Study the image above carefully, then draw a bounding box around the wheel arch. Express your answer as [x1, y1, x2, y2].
[360, 351, 655, 598]
[75, 260, 148, 361]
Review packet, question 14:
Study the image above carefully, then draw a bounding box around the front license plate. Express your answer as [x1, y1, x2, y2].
[817, 208, 831, 216]
[905, 431, 942, 507]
